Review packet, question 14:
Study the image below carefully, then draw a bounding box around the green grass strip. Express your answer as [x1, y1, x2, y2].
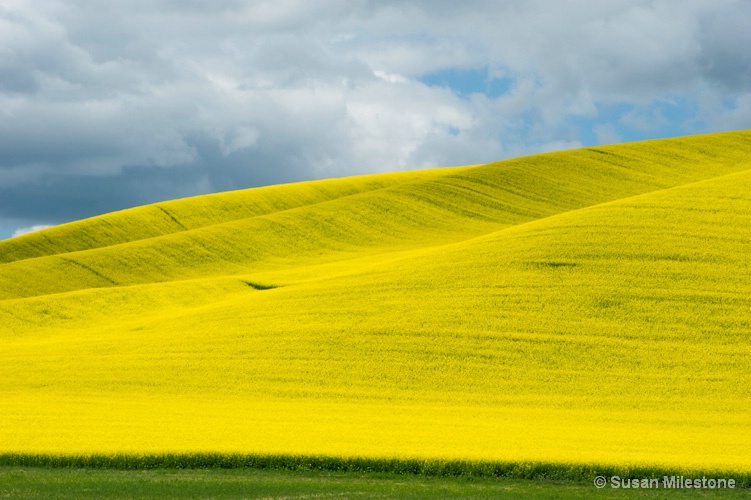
[0, 453, 748, 487]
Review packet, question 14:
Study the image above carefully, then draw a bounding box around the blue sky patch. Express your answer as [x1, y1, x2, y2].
[420, 67, 513, 98]
[570, 98, 704, 147]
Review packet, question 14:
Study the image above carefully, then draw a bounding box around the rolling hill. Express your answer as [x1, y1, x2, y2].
[1, 130, 750, 474]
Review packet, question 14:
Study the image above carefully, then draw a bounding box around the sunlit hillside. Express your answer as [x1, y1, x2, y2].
[1, 130, 750, 473]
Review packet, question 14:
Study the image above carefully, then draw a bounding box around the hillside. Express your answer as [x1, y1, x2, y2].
[1, 130, 750, 472]
[2, 131, 750, 300]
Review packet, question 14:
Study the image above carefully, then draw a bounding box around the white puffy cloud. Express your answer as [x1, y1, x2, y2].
[0, 0, 749, 228]
[11, 224, 53, 238]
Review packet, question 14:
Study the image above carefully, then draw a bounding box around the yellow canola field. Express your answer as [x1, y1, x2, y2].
[1, 131, 751, 472]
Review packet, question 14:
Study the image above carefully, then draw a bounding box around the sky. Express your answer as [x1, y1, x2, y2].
[1, 0, 751, 239]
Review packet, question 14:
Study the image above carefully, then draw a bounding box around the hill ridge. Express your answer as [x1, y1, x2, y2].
[2, 156, 751, 326]
[2, 130, 751, 301]
[3, 129, 750, 267]
[0, 166, 477, 265]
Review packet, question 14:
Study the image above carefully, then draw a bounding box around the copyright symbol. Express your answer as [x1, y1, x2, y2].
[594, 476, 607, 488]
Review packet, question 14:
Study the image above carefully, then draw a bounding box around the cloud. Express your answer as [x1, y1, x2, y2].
[11, 224, 53, 238]
[593, 124, 621, 145]
[1, 0, 749, 229]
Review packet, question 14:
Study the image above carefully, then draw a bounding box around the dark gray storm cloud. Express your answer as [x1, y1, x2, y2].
[1, 0, 750, 233]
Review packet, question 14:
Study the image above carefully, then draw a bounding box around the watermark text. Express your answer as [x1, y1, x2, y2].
[594, 475, 736, 489]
